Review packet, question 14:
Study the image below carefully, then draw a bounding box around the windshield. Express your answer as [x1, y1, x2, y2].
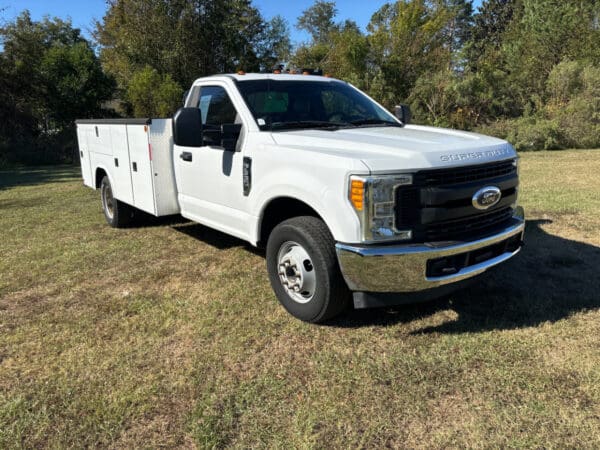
[236, 79, 401, 131]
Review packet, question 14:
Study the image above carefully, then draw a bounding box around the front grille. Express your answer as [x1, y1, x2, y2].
[395, 159, 518, 242]
[414, 160, 516, 186]
[395, 187, 419, 228]
[421, 206, 514, 241]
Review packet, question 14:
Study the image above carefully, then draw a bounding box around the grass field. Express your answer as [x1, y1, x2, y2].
[1, 150, 599, 448]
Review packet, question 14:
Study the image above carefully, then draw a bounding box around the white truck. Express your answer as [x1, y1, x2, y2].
[76, 73, 525, 322]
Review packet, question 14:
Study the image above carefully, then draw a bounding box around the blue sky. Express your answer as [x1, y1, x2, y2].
[1, 0, 484, 44]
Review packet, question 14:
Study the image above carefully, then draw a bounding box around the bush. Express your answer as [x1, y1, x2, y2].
[479, 61, 600, 150]
[478, 117, 565, 151]
[546, 60, 583, 104]
[126, 67, 183, 118]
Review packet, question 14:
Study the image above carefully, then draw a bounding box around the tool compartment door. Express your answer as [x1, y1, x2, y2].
[109, 125, 134, 205]
[127, 124, 156, 215]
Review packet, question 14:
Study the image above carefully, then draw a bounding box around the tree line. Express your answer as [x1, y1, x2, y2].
[1, 0, 599, 166]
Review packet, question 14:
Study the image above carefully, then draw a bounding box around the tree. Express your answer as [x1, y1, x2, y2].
[466, 0, 518, 68]
[0, 11, 114, 163]
[95, 0, 289, 109]
[367, 0, 450, 104]
[296, 0, 338, 44]
[321, 26, 369, 88]
[501, 0, 600, 110]
[41, 42, 115, 127]
[441, 0, 474, 59]
[257, 15, 293, 69]
[126, 66, 182, 117]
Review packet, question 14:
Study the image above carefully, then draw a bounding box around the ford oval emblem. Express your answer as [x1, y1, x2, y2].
[472, 186, 502, 210]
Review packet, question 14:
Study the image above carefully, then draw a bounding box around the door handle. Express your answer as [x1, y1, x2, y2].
[180, 151, 192, 162]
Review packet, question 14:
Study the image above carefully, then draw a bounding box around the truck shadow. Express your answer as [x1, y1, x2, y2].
[331, 219, 600, 333]
[171, 221, 265, 256]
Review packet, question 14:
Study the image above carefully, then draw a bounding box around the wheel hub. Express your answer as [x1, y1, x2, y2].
[277, 241, 316, 304]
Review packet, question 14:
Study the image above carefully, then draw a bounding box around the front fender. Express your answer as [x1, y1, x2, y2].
[249, 167, 362, 245]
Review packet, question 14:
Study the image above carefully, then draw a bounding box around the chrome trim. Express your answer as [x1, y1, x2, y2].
[336, 211, 525, 293]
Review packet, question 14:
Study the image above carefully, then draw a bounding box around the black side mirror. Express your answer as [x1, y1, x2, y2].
[221, 123, 242, 152]
[173, 107, 203, 147]
[394, 104, 411, 124]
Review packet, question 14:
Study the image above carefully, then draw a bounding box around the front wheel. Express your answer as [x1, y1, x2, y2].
[100, 176, 133, 228]
[266, 216, 350, 323]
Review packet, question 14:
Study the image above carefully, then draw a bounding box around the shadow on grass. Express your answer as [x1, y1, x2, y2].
[170, 217, 600, 333]
[0, 165, 80, 190]
[330, 219, 600, 333]
[171, 222, 265, 256]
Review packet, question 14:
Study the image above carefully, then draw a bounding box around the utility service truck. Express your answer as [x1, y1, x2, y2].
[76, 73, 525, 323]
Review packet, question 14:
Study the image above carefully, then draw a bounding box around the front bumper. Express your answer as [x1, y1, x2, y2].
[336, 208, 525, 294]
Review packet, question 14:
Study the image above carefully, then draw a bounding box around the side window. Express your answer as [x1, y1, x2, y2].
[198, 86, 238, 126]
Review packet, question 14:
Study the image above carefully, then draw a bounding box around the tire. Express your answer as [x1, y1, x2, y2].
[266, 216, 350, 323]
[100, 175, 133, 228]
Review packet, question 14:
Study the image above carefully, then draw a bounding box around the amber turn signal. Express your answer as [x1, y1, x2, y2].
[350, 179, 365, 211]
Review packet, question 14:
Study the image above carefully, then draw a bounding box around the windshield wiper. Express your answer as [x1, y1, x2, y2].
[270, 120, 350, 131]
[350, 118, 403, 128]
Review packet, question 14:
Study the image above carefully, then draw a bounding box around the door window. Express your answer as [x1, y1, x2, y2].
[198, 86, 238, 126]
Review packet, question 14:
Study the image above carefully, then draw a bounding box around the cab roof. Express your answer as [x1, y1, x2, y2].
[193, 73, 344, 84]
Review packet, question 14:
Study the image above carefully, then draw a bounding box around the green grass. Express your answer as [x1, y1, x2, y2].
[1, 151, 600, 448]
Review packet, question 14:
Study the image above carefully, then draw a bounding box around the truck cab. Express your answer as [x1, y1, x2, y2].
[76, 73, 525, 323]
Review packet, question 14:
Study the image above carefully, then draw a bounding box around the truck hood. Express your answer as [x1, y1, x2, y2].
[270, 125, 516, 172]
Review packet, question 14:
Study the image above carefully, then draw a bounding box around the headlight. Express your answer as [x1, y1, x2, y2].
[349, 174, 413, 242]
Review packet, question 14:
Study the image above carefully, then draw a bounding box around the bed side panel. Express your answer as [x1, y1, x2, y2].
[148, 119, 180, 216]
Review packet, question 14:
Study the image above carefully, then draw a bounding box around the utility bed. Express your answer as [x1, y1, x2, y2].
[75, 118, 179, 216]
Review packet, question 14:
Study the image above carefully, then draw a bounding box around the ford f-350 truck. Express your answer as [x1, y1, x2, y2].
[76, 73, 524, 323]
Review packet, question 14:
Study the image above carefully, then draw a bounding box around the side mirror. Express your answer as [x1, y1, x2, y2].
[173, 107, 203, 147]
[394, 104, 411, 124]
[221, 123, 242, 152]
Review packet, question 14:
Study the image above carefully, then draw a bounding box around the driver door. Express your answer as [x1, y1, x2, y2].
[174, 83, 249, 239]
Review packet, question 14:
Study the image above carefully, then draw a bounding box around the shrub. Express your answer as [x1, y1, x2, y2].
[478, 117, 564, 151]
[126, 67, 183, 118]
[546, 60, 583, 104]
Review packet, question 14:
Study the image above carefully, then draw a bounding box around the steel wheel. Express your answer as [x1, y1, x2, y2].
[266, 216, 350, 322]
[277, 241, 317, 304]
[101, 180, 115, 220]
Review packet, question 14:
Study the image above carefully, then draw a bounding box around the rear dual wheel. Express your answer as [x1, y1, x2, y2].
[100, 176, 134, 228]
[266, 216, 350, 323]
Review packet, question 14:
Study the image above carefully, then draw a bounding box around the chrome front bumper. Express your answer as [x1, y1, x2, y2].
[336, 209, 525, 293]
